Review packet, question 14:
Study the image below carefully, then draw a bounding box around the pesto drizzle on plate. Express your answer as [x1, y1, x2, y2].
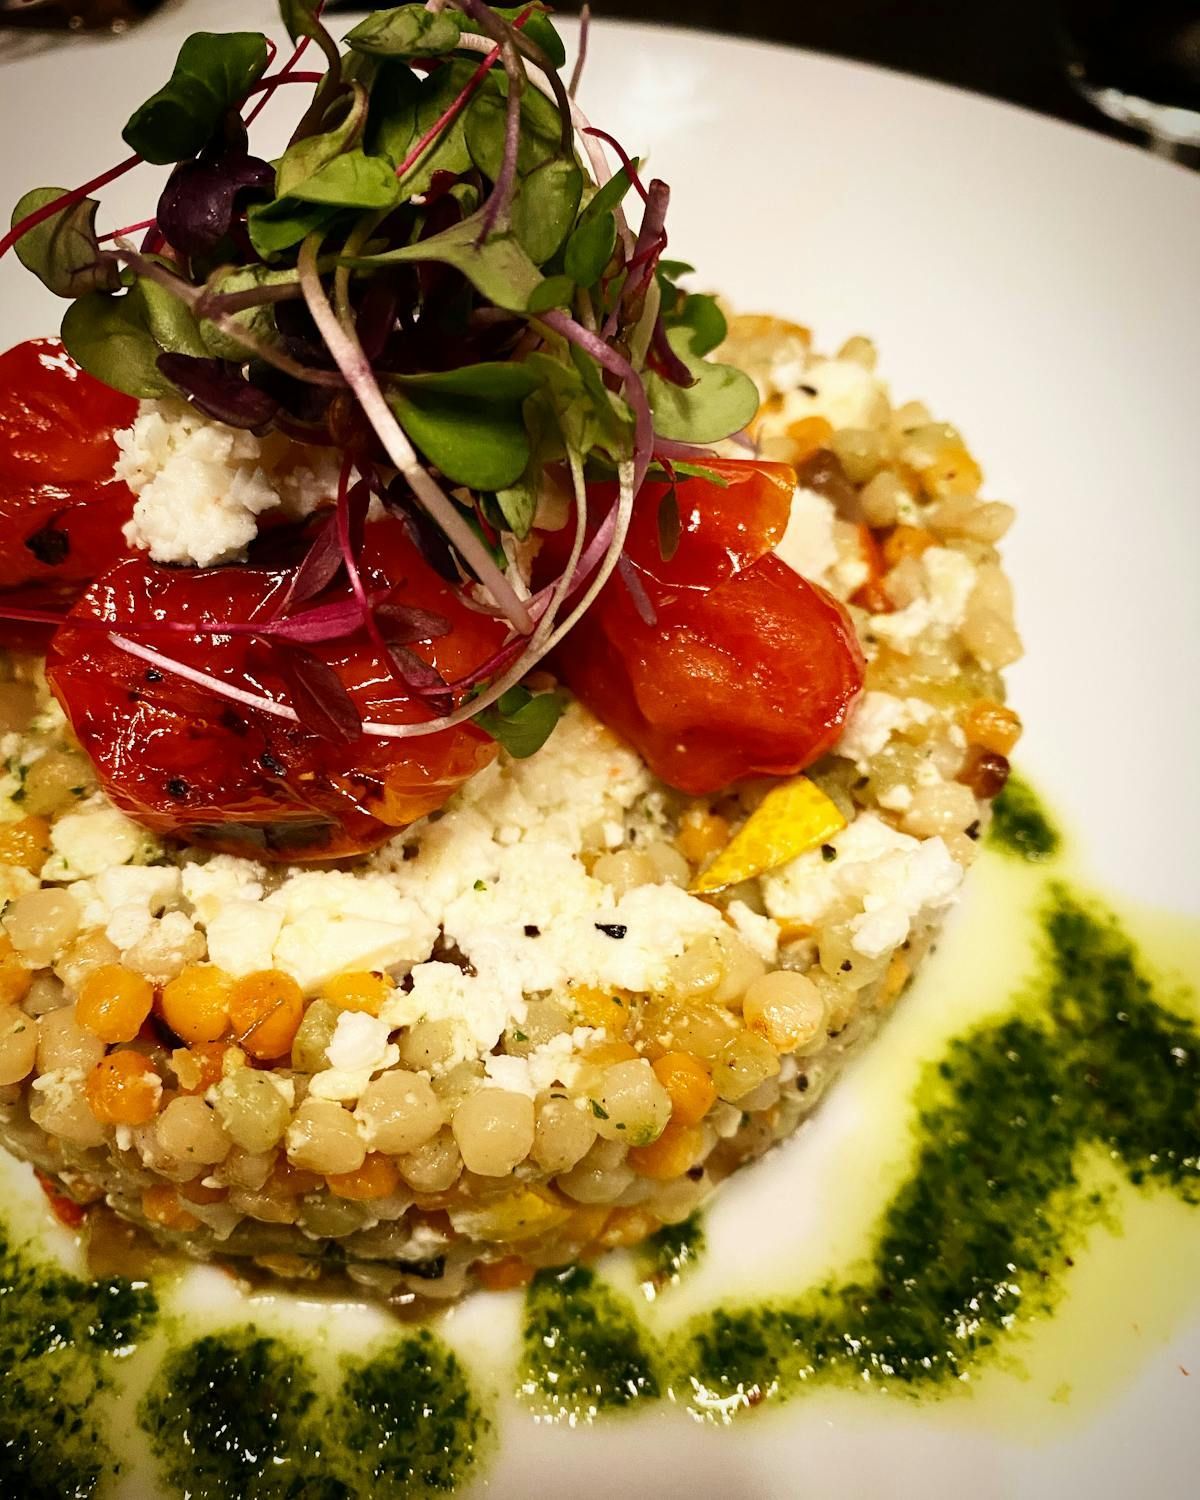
[519, 884, 1200, 1420]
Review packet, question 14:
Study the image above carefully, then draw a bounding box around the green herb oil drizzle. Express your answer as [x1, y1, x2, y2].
[520, 862, 1200, 1420]
[0, 1220, 156, 1497]
[139, 1326, 488, 1498]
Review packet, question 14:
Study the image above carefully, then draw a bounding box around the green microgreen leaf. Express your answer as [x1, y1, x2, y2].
[657, 258, 696, 280]
[246, 198, 339, 258]
[513, 157, 583, 265]
[364, 61, 420, 166]
[392, 362, 540, 400]
[344, 4, 462, 57]
[391, 60, 478, 196]
[493, 475, 537, 539]
[60, 279, 200, 399]
[280, 0, 326, 46]
[525, 273, 574, 313]
[197, 264, 294, 359]
[465, 78, 564, 182]
[387, 386, 530, 491]
[122, 32, 269, 165]
[563, 209, 616, 287]
[644, 326, 760, 444]
[666, 291, 727, 357]
[275, 83, 368, 198]
[475, 686, 565, 759]
[288, 149, 401, 210]
[10, 188, 120, 299]
[457, 6, 567, 68]
[657, 486, 681, 562]
[340, 209, 543, 312]
[580, 163, 637, 223]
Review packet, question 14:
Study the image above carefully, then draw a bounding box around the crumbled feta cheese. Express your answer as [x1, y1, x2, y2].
[42, 805, 148, 881]
[849, 836, 962, 959]
[775, 486, 838, 582]
[869, 547, 977, 652]
[266, 872, 437, 993]
[836, 692, 934, 768]
[878, 784, 914, 812]
[483, 1053, 534, 1096]
[326, 1012, 394, 1074]
[181, 855, 266, 923]
[380, 963, 523, 1071]
[312, 1012, 400, 1102]
[205, 901, 284, 976]
[762, 811, 961, 960]
[770, 356, 889, 432]
[725, 900, 780, 963]
[116, 399, 339, 567]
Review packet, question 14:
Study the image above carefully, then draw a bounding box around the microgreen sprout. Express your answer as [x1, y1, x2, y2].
[0, 0, 759, 753]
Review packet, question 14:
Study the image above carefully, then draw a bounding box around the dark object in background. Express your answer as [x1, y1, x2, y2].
[1056, 0, 1200, 154]
[0, 0, 160, 28]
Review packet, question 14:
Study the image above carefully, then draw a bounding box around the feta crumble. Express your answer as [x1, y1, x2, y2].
[116, 399, 339, 567]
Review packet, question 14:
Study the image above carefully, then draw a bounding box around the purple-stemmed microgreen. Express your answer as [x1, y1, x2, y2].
[1, 0, 760, 762]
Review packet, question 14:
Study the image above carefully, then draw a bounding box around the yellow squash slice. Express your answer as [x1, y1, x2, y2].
[690, 777, 846, 895]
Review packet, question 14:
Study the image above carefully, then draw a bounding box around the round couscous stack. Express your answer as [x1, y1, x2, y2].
[0, 318, 1021, 1306]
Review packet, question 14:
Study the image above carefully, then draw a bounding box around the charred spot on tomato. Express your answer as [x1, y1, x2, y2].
[259, 751, 286, 777]
[166, 778, 192, 802]
[23, 519, 70, 567]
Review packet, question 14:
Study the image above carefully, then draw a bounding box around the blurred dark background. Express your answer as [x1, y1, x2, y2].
[5, 0, 1199, 163]
[550, 0, 1200, 162]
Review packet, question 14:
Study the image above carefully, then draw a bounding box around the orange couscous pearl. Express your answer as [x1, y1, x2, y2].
[141, 1182, 200, 1233]
[475, 1256, 535, 1292]
[76, 964, 154, 1044]
[0, 815, 52, 871]
[0, 934, 32, 1007]
[269, 1159, 323, 1198]
[627, 1120, 705, 1181]
[652, 1052, 717, 1127]
[326, 1152, 400, 1201]
[85, 1050, 162, 1125]
[569, 985, 631, 1034]
[784, 414, 834, 463]
[160, 965, 234, 1045]
[323, 970, 393, 1017]
[675, 810, 730, 868]
[583, 1039, 640, 1068]
[881, 524, 936, 570]
[228, 970, 304, 1060]
[171, 1041, 231, 1095]
[962, 698, 1023, 757]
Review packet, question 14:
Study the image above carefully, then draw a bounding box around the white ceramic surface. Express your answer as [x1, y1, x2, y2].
[1, 5, 1199, 1496]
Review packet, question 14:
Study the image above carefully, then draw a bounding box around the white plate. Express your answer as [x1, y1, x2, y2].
[2, 5, 1199, 1497]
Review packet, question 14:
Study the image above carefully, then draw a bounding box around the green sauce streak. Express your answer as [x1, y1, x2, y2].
[0, 1220, 156, 1498]
[140, 1331, 327, 1499]
[637, 1212, 706, 1294]
[520, 1265, 660, 1419]
[140, 1328, 487, 1498]
[333, 1332, 488, 1496]
[990, 773, 1061, 861]
[520, 883, 1200, 1419]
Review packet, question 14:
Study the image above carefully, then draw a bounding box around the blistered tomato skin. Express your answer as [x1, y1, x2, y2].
[544, 460, 864, 795]
[47, 519, 504, 861]
[0, 339, 137, 641]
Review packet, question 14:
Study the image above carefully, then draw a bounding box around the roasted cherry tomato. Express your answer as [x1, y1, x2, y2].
[541, 459, 864, 794]
[47, 518, 505, 861]
[0, 339, 137, 642]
